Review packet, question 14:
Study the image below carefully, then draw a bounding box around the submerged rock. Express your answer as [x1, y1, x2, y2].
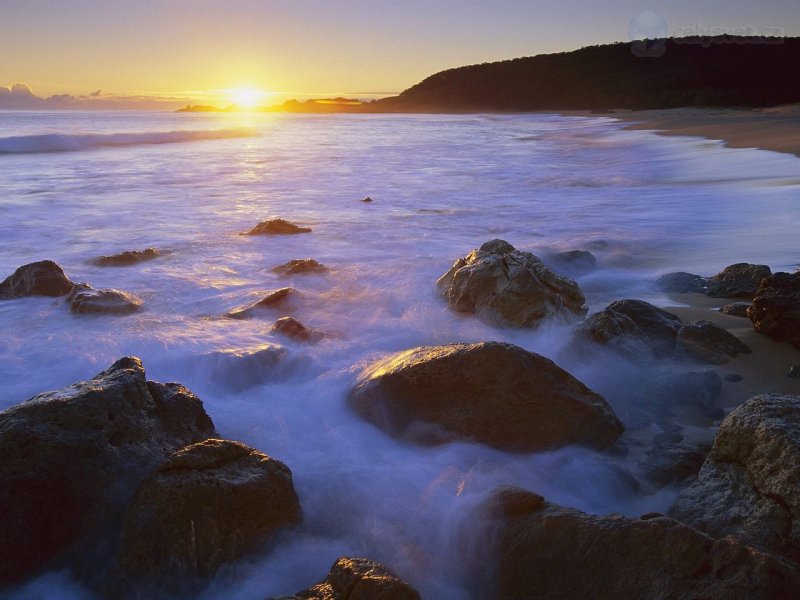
[670, 394, 800, 565]
[109, 439, 301, 598]
[348, 342, 623, 452]
[485, 487, 800, 600]
[676, 320, 751, 364]
[272, 317, 322, 343]
[271, 557, 421, 600]
[656, 272, 707, 294]
[94, 248, 160, 267]
[436, 239, 586, 328]
[719, 301, 751, 318]
[272, 259, 328, 276]
[197, 345, 291, 391]
[67, 283, 142, 314]
[706, 263, 772, 299]
[749, 271, 800, 349]
[226, 287, 297, 319]
[643, 370, 722, 415]
[0, 357, 215, 585]
[544, 250, 597, 276]
[244, 218, 312, 235]
[0, 260, 74, 299]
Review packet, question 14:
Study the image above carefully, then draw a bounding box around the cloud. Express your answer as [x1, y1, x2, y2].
[0, 83, 185, 110]
[90, 89, 102, 97]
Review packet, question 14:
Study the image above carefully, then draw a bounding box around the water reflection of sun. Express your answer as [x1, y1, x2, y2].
[227, 86, 269, 110]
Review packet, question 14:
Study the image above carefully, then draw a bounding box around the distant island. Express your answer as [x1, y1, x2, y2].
[181, 36, 800, 114]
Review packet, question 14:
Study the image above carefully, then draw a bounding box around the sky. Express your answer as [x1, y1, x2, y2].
[1, 0, 799, 109]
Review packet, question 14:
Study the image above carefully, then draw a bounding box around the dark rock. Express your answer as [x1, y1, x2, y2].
[486, 487, 800, 600]
[639, 440, 711, 485]
[271, 557, 421, 600]
[676, 320, 751, 364]
[789, 365, 800, 379]
[0, 260, 74, 299]
[749, 271, 800, 349]
[226, 288, 296, 319]
[576, 299, 683, 359]
[719, 301, 751, 318]
[362, 196, 374, 203]
[108, 439, 301, 598]
[67, 283, 142, 315]
[0, 358, 215, 585]
[348, 342, 623, 452]
[643, 370, 722, 414]
[724, 373, 743, 382]
[436, 239, 587, 328]
[272, 259, 328, 276]
[94, 248, 160, 267]
[272, 317, 321, 343]
[671, 394, 800, 565]
[656, 272, 707, 294]
[244, 218, 312, 235]
[545, 250, 597, 275]
[706, 263, 772, 299]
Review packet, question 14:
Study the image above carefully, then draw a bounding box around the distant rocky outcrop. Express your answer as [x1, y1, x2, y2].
[706, 263, 772, 298]
[348, 342, 622, 452]
[670, 394, 800, 566]
[749, 271, 800, 349]
[0, 260, 74, 299]
[271, 557, 421, 600]
[108, 439, 301, 598]
[226, 288, 297, 319]
[272, 259, 328, 276]
[67, 283, 142, 315]
[243, 219, 312, 235]
[94, 248, 160, 267]
[437, 239, 586, 328]
[484, 487, 800, 600]
[0, 357, 216, 585]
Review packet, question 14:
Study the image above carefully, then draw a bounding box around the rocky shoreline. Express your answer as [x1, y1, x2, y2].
[2, 234, 800, 598]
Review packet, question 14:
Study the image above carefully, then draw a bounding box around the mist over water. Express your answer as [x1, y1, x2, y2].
[2, 111, 800, 599]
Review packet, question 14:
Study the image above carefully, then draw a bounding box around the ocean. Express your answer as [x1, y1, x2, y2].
[1, 110, 799, 599]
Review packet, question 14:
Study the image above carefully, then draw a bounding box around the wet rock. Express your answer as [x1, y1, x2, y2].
[271, 557, 421, 600]
[244, 218, 312, 235]
[272, 317, 321, 343]
[706, 263, 772, 299]
[639, 440, 711, 485]
[676, 320, 751, 364]
[789, 365, 800, 379]
[94, 248, 160, 267]
[0, 357, 215, 585]
[67, 283, 142, 315]
[486, 487, 800, 600]
[109, 439, 301, 598]
[724, 373, 744, 382]
[643, 370, 722, 414]
[749, 271, 800, 350]
[576, 299, 683, 359]
[719, 301, 751, 318]
[671, 394, 800, 565]
[656, 272, 707, 294]
[544, 250, 597, 276]
[0, 260, 74, 299]
[226, 287, 297, 319]
[362, 196, 374, 203]
[436, 239, 586, 328]
[272, 259, 328, 276]
[348, 342, 623, 452]
[197, 345, 291, 391]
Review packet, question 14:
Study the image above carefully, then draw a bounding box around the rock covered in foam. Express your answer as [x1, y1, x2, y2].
[0, 260, 74, 299]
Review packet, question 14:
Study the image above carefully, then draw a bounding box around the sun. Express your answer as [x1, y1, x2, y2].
[227, 86, 267, 110]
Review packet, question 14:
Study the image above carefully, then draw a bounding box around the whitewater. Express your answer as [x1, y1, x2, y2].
[1, 110, 799, 599]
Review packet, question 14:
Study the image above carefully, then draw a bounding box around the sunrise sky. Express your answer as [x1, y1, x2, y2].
[2, 0, 799, 109]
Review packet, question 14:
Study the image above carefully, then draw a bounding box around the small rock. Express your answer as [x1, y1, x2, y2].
[108, 439, 301, 598]
[706, 263, 772, 299]
[271, 557, 421, 600]
[724, 374, 744, 382]
[272, 259, 328, 276]
[0, 260, 74, 299]
[67, 283, 142, 315]
[789, 366, 800, 379]
[656, 272, 707, 294]
[243, 218, 311, 235]
[749, 271, 800, 350]
[226, 288, 296, 319]
[94, 248, 160, 267]
[719, 302, 751, 318]
[545, 250, 597, 276]
[362, 196, 374, 203]
[272, 317, 321, 343]
[676, 320, 751, 364]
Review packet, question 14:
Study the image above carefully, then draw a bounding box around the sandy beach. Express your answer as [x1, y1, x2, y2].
[614, 104, 800, 158]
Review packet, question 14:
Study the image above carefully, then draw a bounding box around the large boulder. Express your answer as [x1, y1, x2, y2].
[670, 394, 800, 565]
[0, 260, 74, 299]
[719, 301, 751, 318]
[348, 342, 623, 452]
[436, 240, 586, 328]
[0, 358, 216, 585]
[749, 272, 800, 349]
[271, 557, 421, 600]
[108, 439, 301, 598]
[676, 320, 751, 364]
[485, 487, 800, 600]
[656, 272, 707, 294]
[94, 248, 160, 267]
[706, 263, 772, 298]
[67, 283, 142, 314]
